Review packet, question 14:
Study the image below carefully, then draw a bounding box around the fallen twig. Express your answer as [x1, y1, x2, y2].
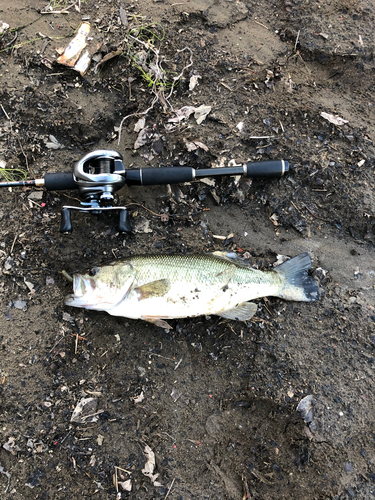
[302, 203, 330, 222]
[291, 200, 305, 217]
[294, 29, 300, 51]
[10, 233, 18, 255]
[254, 20, 269, 30]
[174, 358, 183, 370]
[165, 478, 175, 499]
[0, 103, 10, 120]
[41, 1, 77, 14]
[165, 47, 193, 100]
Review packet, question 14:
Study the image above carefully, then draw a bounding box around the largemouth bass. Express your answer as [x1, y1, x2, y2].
[65, 252, 319, 328]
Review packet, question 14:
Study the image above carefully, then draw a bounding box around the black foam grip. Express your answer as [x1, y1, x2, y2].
[245, 160, 289, 178]
[140, 167, 195, 185]
[44, 172, 76, 191]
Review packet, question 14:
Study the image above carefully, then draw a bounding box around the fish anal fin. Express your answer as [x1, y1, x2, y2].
[142, 315, 172, 330]
[218, 302, 257, 321]
[135, 279, 170, 300]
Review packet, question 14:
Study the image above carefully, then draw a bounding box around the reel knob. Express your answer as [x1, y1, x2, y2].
[118, 209, 132, 233]
[60, 207, 72, 234]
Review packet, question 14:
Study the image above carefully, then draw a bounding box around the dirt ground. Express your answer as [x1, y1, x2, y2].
[0, 0, 374, 498]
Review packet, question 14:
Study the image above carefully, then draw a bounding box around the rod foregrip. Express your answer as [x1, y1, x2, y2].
[44, 172, 76, 191]
[245, 160, 289, 178]
[126, 167, 195, 186]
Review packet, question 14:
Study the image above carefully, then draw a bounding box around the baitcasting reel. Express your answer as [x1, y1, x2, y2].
[60, 150, 131, 234]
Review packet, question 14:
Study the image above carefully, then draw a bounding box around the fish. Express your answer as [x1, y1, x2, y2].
[64, 252, 319, 329]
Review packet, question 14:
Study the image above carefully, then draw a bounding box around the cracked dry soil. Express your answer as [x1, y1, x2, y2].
[0, 0, 375, 499]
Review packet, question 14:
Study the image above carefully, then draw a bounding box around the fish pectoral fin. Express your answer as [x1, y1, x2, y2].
[142, 315, 172, 330]
[134, 279, 170, 300]
[214, 265, 236, 284]
[218, 302, 257, 321]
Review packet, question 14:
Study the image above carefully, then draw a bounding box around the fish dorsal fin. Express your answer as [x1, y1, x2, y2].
[134, 279, 170, 300]
[211, 251, 250, 269]
[212, 251, 238, 262]
[218, 302, 257, 321]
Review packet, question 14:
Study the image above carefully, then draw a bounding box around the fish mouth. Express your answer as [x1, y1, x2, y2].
[64, 274, 97, 308]
[64, 270, 136, 311]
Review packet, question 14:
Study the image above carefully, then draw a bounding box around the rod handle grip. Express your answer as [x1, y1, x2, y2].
[126, 167, 194, 186]
[245, 160, 289, 178]
[44, 172, 76, 191]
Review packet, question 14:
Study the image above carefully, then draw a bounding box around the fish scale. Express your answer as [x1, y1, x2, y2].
[129, 253, 262, 285]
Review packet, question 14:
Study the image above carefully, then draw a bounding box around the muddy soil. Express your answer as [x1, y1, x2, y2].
[0, 0, 374, 499]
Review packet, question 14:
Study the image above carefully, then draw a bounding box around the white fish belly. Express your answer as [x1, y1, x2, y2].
[108, 279, 280, 320]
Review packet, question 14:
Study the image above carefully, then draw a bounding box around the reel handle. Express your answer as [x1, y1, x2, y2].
[59, 206, 132, 234]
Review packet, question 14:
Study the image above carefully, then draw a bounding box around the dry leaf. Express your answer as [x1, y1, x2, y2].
[119, 479, 132, 491]
[3, 437, 21, 455]
[296, 395, 314, 424]
[168, 106, 195, 124]
[119, 6, 128, 27]
[142, 445, 161, 486]
[189, 74, 201, 91]
[0, 22, 10, 35]
[185, 140, 209, 152]
[94, 50, 123, 72]
[199, 178, 216, 187]
[269, 213, 279, 226]
[134, 128, 160, 149]
[170, 387, 181, 402]
[194, 105, 211, 124]
[320, 112, 348, 126]
[70, 397, 98, 423]
[134, 117, 146, 132]
[133, 391, 144, 404]
[0, 463, 11, 480]
[273, 254, 289, 267]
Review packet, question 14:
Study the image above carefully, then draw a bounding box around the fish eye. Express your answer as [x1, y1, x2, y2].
[89, 267, 99, 277]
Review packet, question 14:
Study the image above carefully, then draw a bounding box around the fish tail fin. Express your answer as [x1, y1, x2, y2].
[275, 253, 319, 302]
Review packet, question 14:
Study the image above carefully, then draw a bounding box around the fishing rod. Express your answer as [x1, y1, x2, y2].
[0, 150, 289, 234]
